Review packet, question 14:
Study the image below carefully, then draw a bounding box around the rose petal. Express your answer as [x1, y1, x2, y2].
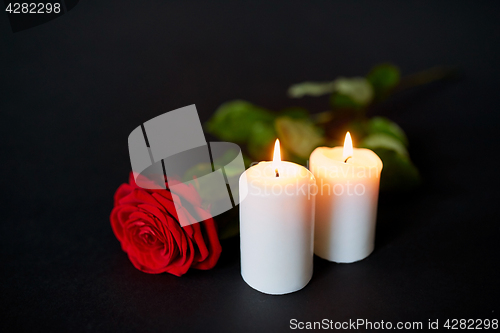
[192, 218, 222, 270]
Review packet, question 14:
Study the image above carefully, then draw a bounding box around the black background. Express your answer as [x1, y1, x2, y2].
[1, 1, 499, 332]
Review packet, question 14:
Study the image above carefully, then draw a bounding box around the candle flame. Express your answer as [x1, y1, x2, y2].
[343, 132, 353, 162]
[273, 139, 281, 177]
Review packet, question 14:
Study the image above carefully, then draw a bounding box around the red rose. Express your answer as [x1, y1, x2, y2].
[110, 173, 222, 276]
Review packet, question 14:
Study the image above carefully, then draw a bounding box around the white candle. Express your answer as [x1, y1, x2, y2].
[310, 132, 383, 263]
[239, 140, 316, 295]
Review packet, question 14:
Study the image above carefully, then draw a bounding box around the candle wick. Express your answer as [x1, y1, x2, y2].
[344, 157, 351, 163]
[275, 169, 279, 177]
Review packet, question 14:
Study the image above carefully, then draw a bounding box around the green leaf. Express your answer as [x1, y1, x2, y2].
[206, 100, 275, 143]
[290, 78, 373, 108]
[360, 131, 419, 191]
[288, 81, 337, 98]
[330, 93, 361, 109]
[211, 149, 243, 178]
[242, 154, 253, 168]
[372, 148, 420, 192]
[275, 117, 325, 159]
[366, 64, 400, 100]
[368, 116, 408, 146]
[247, 121, 277, 161]
[182, 163, 212, 184]
[182, 148, 242, 183]
[181, 148, 245, 210]
[360, 133, 408, 157]
[182, 168, 233, 211]
[330, 77, 374, 109]
[278, 107, 310, 119]
[312, 110, 335, 125]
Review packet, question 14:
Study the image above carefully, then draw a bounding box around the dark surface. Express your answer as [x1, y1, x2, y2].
[1, 1, 499, 332]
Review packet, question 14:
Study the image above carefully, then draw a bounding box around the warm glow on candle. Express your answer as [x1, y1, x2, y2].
[273, 139, 281, 177]
[343, 132, 353, 162]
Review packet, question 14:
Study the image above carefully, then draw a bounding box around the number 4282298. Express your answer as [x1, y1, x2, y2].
[6, 3, 61, 14]
[444, 319, 498, 330]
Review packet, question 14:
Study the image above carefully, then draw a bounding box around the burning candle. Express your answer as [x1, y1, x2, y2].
[310, 132, 383, 263]
[239, 139, 316, 294]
